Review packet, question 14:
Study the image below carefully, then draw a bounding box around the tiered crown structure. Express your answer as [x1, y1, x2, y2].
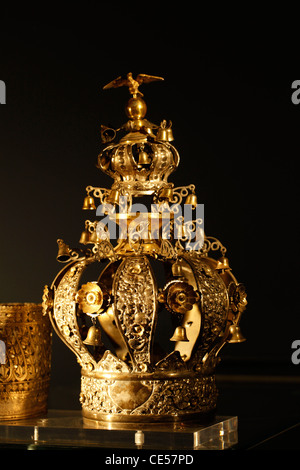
[44, 73, 247, 424]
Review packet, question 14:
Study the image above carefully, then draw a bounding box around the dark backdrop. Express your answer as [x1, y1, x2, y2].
[0, 12, 299, 409]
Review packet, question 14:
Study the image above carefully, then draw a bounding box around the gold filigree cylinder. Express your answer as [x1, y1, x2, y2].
[0, 303, 52, 420]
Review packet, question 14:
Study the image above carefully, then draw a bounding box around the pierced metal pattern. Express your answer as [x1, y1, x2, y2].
[185, 253, 229, 363]
[51, 260, 96, 371]
[113, 256, 157, 372]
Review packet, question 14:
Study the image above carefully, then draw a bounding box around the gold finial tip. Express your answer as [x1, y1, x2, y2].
[103, 73, 164, 97]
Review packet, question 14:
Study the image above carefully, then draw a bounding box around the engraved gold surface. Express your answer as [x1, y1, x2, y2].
[0, 303, 52, 420]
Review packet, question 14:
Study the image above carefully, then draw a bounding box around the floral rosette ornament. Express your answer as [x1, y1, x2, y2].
[76, 282, 109, 317]
[164, 281, 199, 315]
[229, 283, 247, 314]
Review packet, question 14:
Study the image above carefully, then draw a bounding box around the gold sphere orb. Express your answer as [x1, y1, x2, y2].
[125, 96, 147, 120]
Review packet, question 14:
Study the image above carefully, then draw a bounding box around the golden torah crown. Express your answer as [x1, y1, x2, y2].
[45, 73, 247, 424]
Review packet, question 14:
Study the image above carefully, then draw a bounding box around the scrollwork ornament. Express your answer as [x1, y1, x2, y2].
[200, 236, 227, 257]
[92, 240, 117, 262]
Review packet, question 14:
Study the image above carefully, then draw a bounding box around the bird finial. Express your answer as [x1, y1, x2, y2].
[103, 73, 164, 98]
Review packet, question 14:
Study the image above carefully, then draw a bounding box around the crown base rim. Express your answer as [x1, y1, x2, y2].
[80, 373, 218, 424]
[82, 408, 217, 425]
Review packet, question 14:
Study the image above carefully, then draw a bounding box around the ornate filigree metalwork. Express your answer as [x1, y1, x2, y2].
[48, 73, 247, 423]
[0, 303, 52, 420]
[113, 256, 157, 372]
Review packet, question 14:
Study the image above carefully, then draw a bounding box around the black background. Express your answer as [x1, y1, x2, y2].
[0, 9, 299, 410]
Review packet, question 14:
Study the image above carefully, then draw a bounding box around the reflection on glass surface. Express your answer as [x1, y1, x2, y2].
[0, 410, 237, 450]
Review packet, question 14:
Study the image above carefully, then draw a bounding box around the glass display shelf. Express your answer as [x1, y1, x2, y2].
[0, 410, 237, 450]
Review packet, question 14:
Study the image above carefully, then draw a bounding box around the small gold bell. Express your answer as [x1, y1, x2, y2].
[106, 189, 120, 205]
[88, 230, 99, 244]
[56, 239, 71, 263]
[79, 230, 90, 245]
[79, 230, 99, 245]
[83, 325, 102, 346]
[82, 195, 96, 210]
[170, 326, 189, 342]
[156, 120, 174, 141]
[215, 256, 231, 271]
[166, 128, 174, 141]
[158, 187, 173, 202]
[228, 324, 246, 343]
[172, 261, 184, 278]
[185, 192, 197, 209]
[138, 150, 151, 165]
